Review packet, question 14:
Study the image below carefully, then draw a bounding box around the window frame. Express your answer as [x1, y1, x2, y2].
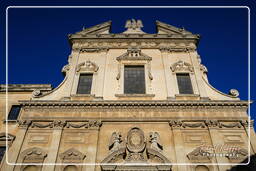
[176, 73, 194, 94]
[76, 73, 93, 94]
[123, 65, 146, 94]
[7, 105, 21, 120]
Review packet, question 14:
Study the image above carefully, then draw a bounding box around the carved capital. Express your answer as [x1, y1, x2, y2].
[205, 120, 219, 128]
[169, 120, 182, 128]
[18, 120, 31, 129]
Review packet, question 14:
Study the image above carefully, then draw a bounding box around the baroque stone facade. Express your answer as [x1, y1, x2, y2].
[0, 19, 255, 171]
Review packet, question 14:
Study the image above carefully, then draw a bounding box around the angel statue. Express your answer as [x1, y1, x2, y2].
[108, 132, 123, 152]
[149, 132, 163, 151]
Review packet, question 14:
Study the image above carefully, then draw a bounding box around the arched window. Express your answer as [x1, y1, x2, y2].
[195, 165, 209, 171]
[23, 165, 38, 171]
[63, 165, 78, 171]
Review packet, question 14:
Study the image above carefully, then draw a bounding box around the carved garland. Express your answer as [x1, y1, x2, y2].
[170, 60, 194, 73]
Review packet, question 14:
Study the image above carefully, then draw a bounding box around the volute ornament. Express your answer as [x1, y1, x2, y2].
[32, 89, 41, 97]
[229, 89, 239, 97]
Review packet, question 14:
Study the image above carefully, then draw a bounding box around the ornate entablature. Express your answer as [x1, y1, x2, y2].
[69, 20, 199, 52]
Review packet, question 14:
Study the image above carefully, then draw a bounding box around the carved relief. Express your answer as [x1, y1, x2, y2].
[170, 60, 194, 72]
[116, 48, 152, 61]
[32, 89, 42, 97]
[20, 147, 47, 163]
[229, 89, 239, 97]
[18, 120, 32, 128]
[76, 60, 99, 73]
[187, 147, 212, 162]
[226, 147, 248, 162]
[61, 64, 70, 75]
[101, 127, 171, 170]
[148, 132, 163, 151]
[109, 132, 123, 152]
[59, 148, 86, 162]
[65, 120, 102, 129]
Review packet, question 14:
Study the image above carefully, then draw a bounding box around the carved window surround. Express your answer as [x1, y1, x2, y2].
[116, 48, 154, 96]
[170, 60, 200, 97]
[19, 147, 47, 171]
[72, 60, 99, 96]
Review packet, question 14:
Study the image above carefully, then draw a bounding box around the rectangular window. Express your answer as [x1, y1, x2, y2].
[0, 146, 6, 162]
[176, 73, 193, 94]
[77, 74, 93, 94]
[8, 105, 21, 120]
[124, 65, 145, 94]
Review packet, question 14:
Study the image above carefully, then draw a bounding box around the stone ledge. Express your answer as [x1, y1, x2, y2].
[175, 94, 200, 100]
[115, 94, 155, 97]
[0, 84, 52, 92]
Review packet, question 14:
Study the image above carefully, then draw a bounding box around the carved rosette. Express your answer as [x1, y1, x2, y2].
[169, 120, 182, 128]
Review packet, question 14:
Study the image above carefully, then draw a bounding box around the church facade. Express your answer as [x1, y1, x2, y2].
[0, 19, 255, 171]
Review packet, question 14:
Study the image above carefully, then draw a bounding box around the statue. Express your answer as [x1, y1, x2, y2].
[124, 19, 144, 33]
[149, 132, 163, 151]
[108, 132, 123, 152]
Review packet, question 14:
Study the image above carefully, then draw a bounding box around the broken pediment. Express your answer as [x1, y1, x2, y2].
[74, 21, 111, 35]
[156, 20, 193, 35]
[116, 48, 152, 61]
[59, 148, 86, 161]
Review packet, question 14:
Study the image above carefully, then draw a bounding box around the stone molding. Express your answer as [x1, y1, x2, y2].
[170, 120, 246, 129]
[21, 120, 102, 129]
[20, 100, 249, 108]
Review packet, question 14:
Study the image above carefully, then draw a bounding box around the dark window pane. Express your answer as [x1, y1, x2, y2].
[176, 73, 193, 94]
[77, 74, 93, 94]
[0, 146, 6, 162]
[124, 66, 145, 94]
[8, 105, 21, 120]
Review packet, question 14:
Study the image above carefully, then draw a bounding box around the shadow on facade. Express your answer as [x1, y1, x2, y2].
[228, 154, 256, 171]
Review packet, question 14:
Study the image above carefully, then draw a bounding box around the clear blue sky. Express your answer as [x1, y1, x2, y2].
[0, 1, 255, 128]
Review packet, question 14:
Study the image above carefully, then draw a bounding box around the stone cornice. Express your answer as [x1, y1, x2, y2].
[19, 100, 249, 108]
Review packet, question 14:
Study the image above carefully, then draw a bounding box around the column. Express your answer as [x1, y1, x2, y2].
[169, 120, 187, 171]
[206, 120, 228, 171]
[241, 120, 256, 153]
[1, 120, 30, 171]
[42, 120, 65, 171]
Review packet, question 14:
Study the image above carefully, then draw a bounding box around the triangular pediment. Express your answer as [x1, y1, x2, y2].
[156, 20, 193, 35]
[74, 20, 111, 35]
